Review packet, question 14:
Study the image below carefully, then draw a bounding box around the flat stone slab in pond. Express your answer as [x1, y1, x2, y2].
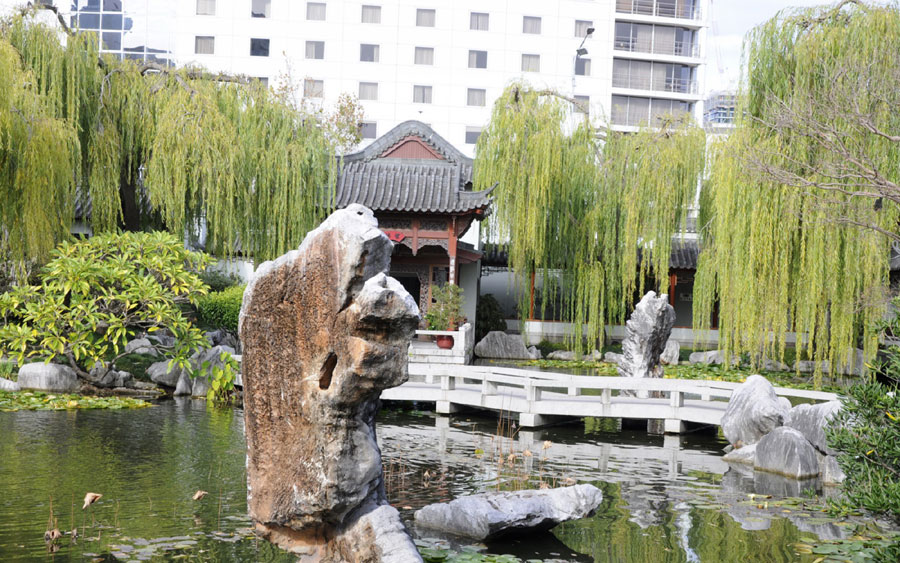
[414, 484, 603, 541]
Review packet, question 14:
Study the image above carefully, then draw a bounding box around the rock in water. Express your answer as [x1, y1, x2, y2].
[239, 204, 422, 562]
[617, 292, 675, 380]
[0, 377, 19, 392]
[785, 401, 842, 455]
[414, 485, 603, 541]
[721, 375, 790, 447]
[474, 331, 537, 360]
[754, 427, 820, 479]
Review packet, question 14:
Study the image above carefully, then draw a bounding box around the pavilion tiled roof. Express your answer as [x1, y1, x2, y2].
[335, 121, 494, 215]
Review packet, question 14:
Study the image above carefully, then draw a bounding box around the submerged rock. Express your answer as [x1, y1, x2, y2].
[721, 375, 790, 447]
[240, 204, 421, 561]
[414, 484, 603, 541]
[17, 363, 79, 393]
[754, 427, 820, 479]
[722, 443, 757, 466]
[474, 332, 539, 360]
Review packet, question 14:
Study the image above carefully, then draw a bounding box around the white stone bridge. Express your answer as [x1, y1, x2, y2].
[381, 364, 839, 433]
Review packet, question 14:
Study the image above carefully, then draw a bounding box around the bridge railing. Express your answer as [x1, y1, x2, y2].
[407, 363, 838, 406]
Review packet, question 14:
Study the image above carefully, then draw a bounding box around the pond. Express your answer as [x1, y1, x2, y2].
[0, 398, 885, 561]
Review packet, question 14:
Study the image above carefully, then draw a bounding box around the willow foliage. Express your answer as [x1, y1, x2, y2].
[474, 84, 705, 349]
[695, 1, 900, 381]
[0, 10, 340, 270]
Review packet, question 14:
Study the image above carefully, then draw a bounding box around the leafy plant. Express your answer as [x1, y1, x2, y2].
[0, 390, 151, 411]
[425, 284, 464, 331]
[475, 293, 507, 341]
[199, 269, 243, 293]
[0, 232, 210, 379]
[196, 285, 245, 333]
[199, 351, 240, 405]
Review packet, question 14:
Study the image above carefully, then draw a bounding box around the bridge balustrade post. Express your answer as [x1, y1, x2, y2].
[567, 384, 580, 396]
[482, 379, 497, 395]
[601, 388, 611, 405]
[526, 382, 541, 402]
[441, 374, 455, 391]
[670, 390, 684, 407]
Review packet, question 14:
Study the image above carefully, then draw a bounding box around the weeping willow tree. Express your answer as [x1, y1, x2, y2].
[474, 84, 706, 350]
[695, 0, 900, 381]
[0, 8, 344, 272]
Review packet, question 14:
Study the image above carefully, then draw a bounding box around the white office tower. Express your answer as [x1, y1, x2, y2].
[4, 0, 707, 153]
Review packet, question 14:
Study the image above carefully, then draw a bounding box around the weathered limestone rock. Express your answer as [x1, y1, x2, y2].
[617, 292, 675, 381]
[85, 361, 118, 388]
[414, 485, 603, 541]
[125, 337, 158, 356]
[754, 427, 820, 479]
[474, 331, 539, 360]
[148, 360, 180, 388]
[527, 346, 542, 360]
[239, 204, 421, 562]
[604, 351, 623, 365]
[589, 350, 603, 361]
[760, 357, 791, 372]
[785, 401, 842, 455]
[721, 375, 790, 447]
[821, 455, 846, 485]
[660, 339, 680, 365]
[722, 443, 757, 466]
[547, 350, 577, 361]
[689, 350, 737, 365]
[17, 363, 79, 393]
[794, 360, 830, 373]
[0, 377, 19, 392]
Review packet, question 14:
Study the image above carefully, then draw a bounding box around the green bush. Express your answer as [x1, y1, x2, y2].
[0, 232, 210, 376]
[475, 294, 507, 341]
[424, 283, 464, 331]
[197, 285, 245, 333]
[199, 268, 243, 292]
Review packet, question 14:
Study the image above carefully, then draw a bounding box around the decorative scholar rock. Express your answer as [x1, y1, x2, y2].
[239, 204, 422, 562]
[754, 427, 820, 480]
[617, 291, 675, 381]
[0, 377, 19, 392]
[17, 363, 79, 393]
[688, 349, 738, 366]
[785, 401, 842, 456]
[414, 484, 603, 541]
[547, 350, 577, 361]
[474, 331, 539, 360]
[721, 375, 790, 447]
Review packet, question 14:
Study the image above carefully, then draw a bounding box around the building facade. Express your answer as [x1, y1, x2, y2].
[5, 0, 708, 154]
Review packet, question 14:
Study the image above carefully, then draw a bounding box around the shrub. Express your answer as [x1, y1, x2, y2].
[197, 285, 245, 333]
[200, 268, 243, 292]
[424, 284, 464, 331]
[475, 293, 507, 342]
[0, 232, 210, 377]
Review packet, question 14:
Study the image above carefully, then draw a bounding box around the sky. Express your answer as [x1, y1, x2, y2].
[706, 0, 831, 93]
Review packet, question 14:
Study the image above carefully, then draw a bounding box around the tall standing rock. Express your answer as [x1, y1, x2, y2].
[618, 291, 676, 380]
[239, 204, 423, 562]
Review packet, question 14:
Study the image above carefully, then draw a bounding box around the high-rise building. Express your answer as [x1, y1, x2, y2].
[2, 0, 708, 153]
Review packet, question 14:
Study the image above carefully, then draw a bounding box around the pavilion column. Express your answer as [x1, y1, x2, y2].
[448, 216, 458, 284]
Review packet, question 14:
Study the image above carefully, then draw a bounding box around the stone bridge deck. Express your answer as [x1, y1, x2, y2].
[381, 364, 839, 433]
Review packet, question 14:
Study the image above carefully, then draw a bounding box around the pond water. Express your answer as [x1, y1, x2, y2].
[0, 398, 879, 562]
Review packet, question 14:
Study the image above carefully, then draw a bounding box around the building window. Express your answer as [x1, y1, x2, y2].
[102, 13, 122, 30]
[104, 0, 122, 10]
[195, 36, 214, 55]
[307, 2, 326, 20]
[256, 77, 269, 88]
[470, 12, 488, 31]
[614, 22, 697, 57]
[413, 85, 432, 104]
[611, 94, 693, 126]
[102, 32, 121, 50]
[77, 13, 100, 29]
[416, 8, 435, 27]
[360, 44, 380, 62]
[574, 95, 589, 114]
[251, 0, 270, 18]
[304, 79, 324, 98]
[521, 54, 540, 72]
[196, 0, 215, 16]
[305, 40, 324, 59]
[250, 38, 270, 57]
[466, 88, 486, 107]
[613, 59, 695, 93]
[575, 19, 593, 37]
[414, 47, 434, 65]
[523, 16, 541, 34]
[465, 126, 482, 144]
[575, 57, 591, 76]
[359, 82, 378, 100]
[360, 122, 377, 139]
[361, 5, 381, 23]
[468, 50, 487, 69]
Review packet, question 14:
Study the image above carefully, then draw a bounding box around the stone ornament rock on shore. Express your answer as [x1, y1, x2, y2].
[414, 484, 603, 541]
[17, 363, 79, 393]
[617, 291, 675, 381]
[474, 331, 539, 360]
[239, 204, 422, 562]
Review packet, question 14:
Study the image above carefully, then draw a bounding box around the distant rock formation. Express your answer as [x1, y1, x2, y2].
[239, 204, 422, 562]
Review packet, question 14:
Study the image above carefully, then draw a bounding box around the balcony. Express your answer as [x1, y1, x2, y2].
[616, 0, 702, 21]
[614, 36, 700, 58]
[612, 73, 698, 95]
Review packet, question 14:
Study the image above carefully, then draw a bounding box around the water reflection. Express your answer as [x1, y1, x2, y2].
[0, 401, 879, 562]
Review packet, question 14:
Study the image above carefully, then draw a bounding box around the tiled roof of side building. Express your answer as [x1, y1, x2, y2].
[335, 120, 495, 215]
